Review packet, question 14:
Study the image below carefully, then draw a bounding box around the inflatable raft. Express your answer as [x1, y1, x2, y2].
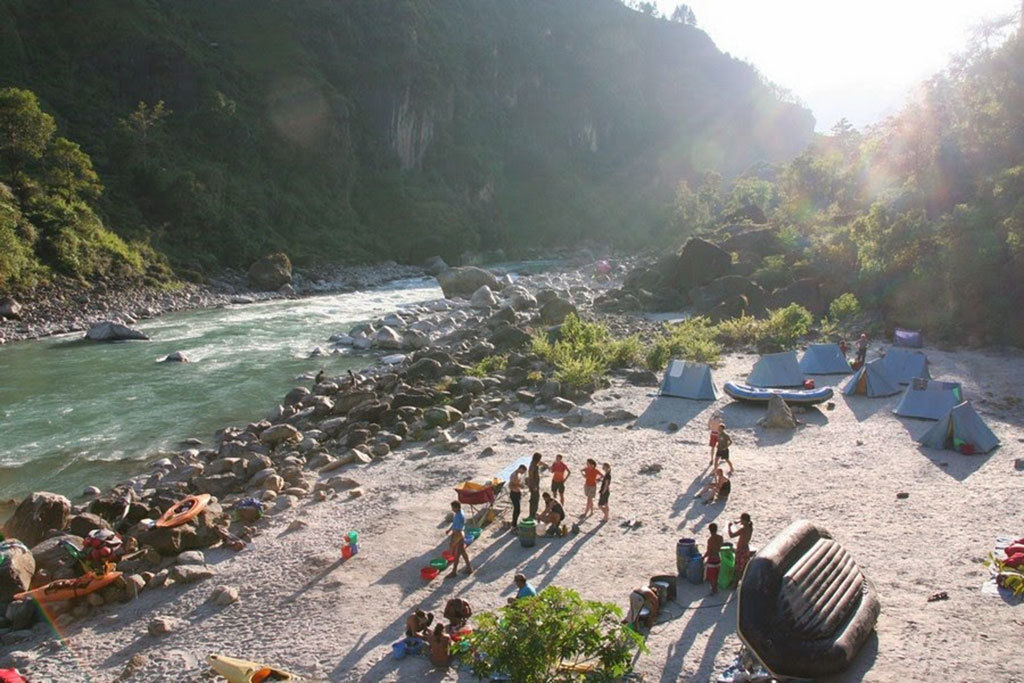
[15, 571, 122, 604]
[723, 381, 833, 406]
[737, 520, 880, 680]
[208, 654, 298, 682]
[156, 493, 211, 528]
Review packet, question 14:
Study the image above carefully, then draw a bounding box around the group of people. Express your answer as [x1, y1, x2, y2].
[508, 453, 612, 533]
[702, 513, 754, 594]
[696, 413, 733, 504]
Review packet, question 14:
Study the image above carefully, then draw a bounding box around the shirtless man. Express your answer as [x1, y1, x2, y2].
[728, 513, 754, 582]
[696, 468, 731, 504]
[707, 412, 724, 466]
[405, 608, 434, 638]
[704, 523, 724, 595]
[427, 623, 451, 667]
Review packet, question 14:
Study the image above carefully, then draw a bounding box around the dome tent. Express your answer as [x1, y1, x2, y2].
[893, 378, 963, 420]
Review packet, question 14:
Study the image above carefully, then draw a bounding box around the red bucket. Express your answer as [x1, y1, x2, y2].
[341, 544, 355, 560]
[420, 566, 439, 580]
[441, 550, 456, 564]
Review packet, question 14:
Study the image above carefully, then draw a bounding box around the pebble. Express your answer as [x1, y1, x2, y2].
[176, 550, 206, 565]
[209, 585, 240, 606]
[148, 615, 183, 636]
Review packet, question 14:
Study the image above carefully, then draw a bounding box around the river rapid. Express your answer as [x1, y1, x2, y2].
[0, 277, 442, 501]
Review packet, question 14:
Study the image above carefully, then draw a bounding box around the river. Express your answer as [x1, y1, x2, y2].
[0, 277, 443, 501]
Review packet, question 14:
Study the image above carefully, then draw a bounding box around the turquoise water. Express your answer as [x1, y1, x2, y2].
[0, 277, 442, 501]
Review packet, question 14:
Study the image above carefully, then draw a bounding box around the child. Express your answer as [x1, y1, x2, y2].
[550, 454, 571, 506]
[598, 462, 611, 521]
[582, 459, 603, 517]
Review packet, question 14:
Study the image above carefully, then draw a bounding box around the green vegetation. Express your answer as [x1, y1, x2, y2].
[468, 354, 507, 378]
[645, 317, 722, 370]
[0, 0, 811, 288]
[467, 585, 645, 683]
[532, 314, 640, 388]
[0, 87, 162, 289]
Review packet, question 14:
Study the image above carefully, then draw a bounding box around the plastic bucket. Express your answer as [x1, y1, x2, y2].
[430, 558, 448, 570]
[421, 566, 439, 580]
[466, 527, 482, 539]
[348, 531, 359, 545]
[341, 545, 354, 559]
[442, 550, 456, 563]
[651, 574, 678, 602]
[518, 519, 537, 548]
[686, 555, 704, 584]
[676, 538, 698, 574]
[392, 641, 407, 660]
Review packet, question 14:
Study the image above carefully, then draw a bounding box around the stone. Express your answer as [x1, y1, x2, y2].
[84, 321, 150, 342]
[333, 390, 378, 415]
[758, 394, 798, 429]
[423, 255, 448, 275]
[285, 520, 308, 533]
[0, 542, 35, 604]
[321, 476, 361, 493]
[539, 298, 577, 325]
[550, 396, 576, 412]
[81, 486, 102, 497]
[528, 416, 572, 432]
[210, 585, 239, 606]
[489, 323, 531, 350]
[603, 408, 638, 422]
[0, 297, 22, 319]
[771, 278, 826, 315]
[247, 252, 292, 291]
[402, 330, 430, 349]
[136, 525, 188, 556]
[626, 369, 659, 387]
[4, 492, 71, 547]
[86, 591, 105, 607]
[372, 325, 404, 349]
[261, 424, 302, 448]
[424, 405, 463, 428]
[193, 472, 241, 497]
[283, 386, 311, 406]
[458, 376, 485, 395]
[370, 442, 391, 457]
[263, 474, 285, 493]
[405, 358, 442, 380]
[161, 351, 190, 363]
[176, 550, 206, 565]
[347, 400, 390, 424]
[168, 564, 215, 584]
[507, 288, 537, 311]
[721, 227, 782, 257]
[125, 574, 146, 598]
[563, 407, 605, 427]
[148, 615, 184, 636]
[5, 600, 37, 630]
[436, 266, 502, 299]
[664, 237, 732, 291]
[538, 379, 561, 400]
[68, 512, 111, 538]
[471, 285, 498, 309]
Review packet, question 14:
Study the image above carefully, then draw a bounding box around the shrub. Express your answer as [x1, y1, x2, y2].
[760, 303, 813, 350]
[467, 585, 645, 683]
[531, 313, 635, 388]
[827, 292, 860, 321]
[645, 316, 722, 370]
[605, 334, 643, 368]
[555, 356, 606, 389]
[468, 354, 507, 377]
[714, 313, 761, 346]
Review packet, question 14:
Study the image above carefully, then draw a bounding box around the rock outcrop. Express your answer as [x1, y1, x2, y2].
[85, 321, 150, 342]
[247, 253, 292, 291]
[3, 492, 71, 547]
[436, 267, 501, 299]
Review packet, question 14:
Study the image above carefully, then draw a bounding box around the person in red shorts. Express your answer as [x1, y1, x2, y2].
[550, 454, 571, 506]
[704, 522, 723, 594]
[707, 412, 724, 467]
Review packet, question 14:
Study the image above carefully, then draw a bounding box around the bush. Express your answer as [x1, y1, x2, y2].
[760, 303, 813, 350]
[714, 313, 761, 346]
[467, 586, 645, 683]
[645, 316, 722, 370]
[531, 314, 639, 389]
[605, 334, 643, 368]
[468, 354, 507, 377]
[827, 292, 860, 321]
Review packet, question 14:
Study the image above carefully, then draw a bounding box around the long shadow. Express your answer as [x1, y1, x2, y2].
[286, 557, 345, 602]
[670, 476, 712, 522]
[658, 590, 735, 683]
[844, 394, 900, 422]
[635, 396, 708, 430]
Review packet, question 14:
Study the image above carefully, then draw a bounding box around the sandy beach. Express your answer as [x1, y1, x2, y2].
[7, 343, 1022, 682]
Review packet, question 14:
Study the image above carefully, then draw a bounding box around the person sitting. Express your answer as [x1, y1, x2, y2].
[538, 492, 565, 535]
[696, 468, 731, 504]
[427, 623, 452, 667]
[404, 608, 434, 638]
[623, 585, 660, 629]
[507, 573, 538, 604]
[443, 597, 472, 634]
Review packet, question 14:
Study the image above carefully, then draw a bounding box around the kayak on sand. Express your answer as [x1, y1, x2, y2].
[15, 571, 122, 604]
[208, 654, 299, 682]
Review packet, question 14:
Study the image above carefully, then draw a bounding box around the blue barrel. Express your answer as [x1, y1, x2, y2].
[686, 554, 705, 584]
[676, 538, 698, 574]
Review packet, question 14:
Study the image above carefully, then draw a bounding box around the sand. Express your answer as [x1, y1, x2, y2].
[9, 345, 1024, 682]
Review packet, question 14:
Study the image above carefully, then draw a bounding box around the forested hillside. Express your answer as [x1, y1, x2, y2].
[0, 0, 813, 287]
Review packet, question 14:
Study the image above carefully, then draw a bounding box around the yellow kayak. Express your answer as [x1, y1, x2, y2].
[208, 654, 299, 682]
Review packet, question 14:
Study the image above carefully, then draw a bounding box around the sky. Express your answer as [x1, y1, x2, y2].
[653, 0, 1021, 131]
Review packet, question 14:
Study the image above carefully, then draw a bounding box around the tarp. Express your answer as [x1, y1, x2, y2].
[841, 358, 901, 397]
[893, 327, 923, 348]
[882, 348, 929, 385]
[660, 359, 718, 400]
[918, 401, 999, 453]
[799, 343, 852, 375]
[747, 351, 804, 388]
[893, 378, 963, 419]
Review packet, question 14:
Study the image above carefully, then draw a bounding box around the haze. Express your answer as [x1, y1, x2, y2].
[656, 0, 1021, 131]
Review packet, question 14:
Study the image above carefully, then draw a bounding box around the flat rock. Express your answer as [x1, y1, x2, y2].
[85, 321, 150, 342]
[148, 615, 185, 636]
[528, 416, 572, 432]
[168, 564, 215, 584]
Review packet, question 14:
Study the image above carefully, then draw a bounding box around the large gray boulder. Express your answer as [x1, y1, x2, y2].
[690, 275, 769, 319]
[30, 534, 82, 582]
[436, 267, 501, 299]
[85, 321, 150, 342]
[772, 278, 826, 316]
[372, 326, 404, 349]
[247, 253, 292, 291]
[260, 424, 302, 448]
[721, 227, 782, 257]
[540, 298, 577, 325]
[470, 286, 498, 309]
[0, 541, 35, 604]
[3, 492, 71, 547]
[0, 297, 22, 320]
[664, 237, 732, 291]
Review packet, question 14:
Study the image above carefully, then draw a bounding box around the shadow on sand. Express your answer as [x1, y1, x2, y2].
[636, 395, 710, 431]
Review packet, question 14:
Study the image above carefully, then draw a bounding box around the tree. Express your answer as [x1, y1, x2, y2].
[118, 100, 172, 161]
[43, 137, 103, 202]
[0, 88, 56, 182]
[467, 586, 645, 682]
[670, 4, 697, 26]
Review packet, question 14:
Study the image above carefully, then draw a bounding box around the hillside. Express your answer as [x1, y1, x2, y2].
[0, 0, 813, 283]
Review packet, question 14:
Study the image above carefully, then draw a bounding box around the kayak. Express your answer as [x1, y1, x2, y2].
[723, 381, 833, 406]
[14, 571, 122, 603]
[155, 493, 211, 528]
[208, 654, 299, 682]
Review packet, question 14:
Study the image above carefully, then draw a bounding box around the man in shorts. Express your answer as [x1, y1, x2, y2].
[704, 523, 724, 595]
[707, 412, 724, 467]
[713, 423, 733, 475]
[550, 454, 570, 506]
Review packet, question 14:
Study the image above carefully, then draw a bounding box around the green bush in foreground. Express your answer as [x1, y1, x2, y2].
[466, 586, 645, 683]
[532, 313, 635, 388]
[645, 316, 722, 370]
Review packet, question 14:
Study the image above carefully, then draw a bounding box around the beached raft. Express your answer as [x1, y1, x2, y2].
[723, 381, 833, 406]
[737, 520, 880, 680]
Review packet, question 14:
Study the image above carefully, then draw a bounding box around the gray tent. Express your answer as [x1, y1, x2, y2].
[841, 358, 901, 397]
[799, 343, 852, 375]
[747, 351, 804, 388]
[882, 348, 929, 385]
[660, 359, 718, 400]
[893, 378, 963, 419]
[918, 401, 999, 454]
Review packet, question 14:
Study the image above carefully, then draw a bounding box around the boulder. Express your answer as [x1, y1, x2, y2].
[458, 376, 485, 395]
[436, 267, 501, 299]
[84, 322, 150, 342]
[405, 358, 442, 381]
[539, 298, 577, 325]
[193, 472, 242, 497]
[528, 416, 572, 432]
[721, 227, 782, 256]
[507, 288, 538, 311]
[161, 351, 190, 363]
[489, 323, 531, 350]
[402, 330, 431, 349]
[0, 542, 35, 604]
[247, 252, 292, 291]
[470, 286, 498, 309]
[423, 255, 448, 275]
[68, 513, 111, 538]
[347, 401, 390, 424]
[3, 492, 71, 547]
[772, 278, 826, 316]
[689, 276, 768, 316]
[30, 535, 82, 581]
[209, 585, 239, 606]
[0, 297, 22, 319]
[260, 424, 302, 448]
[664, 237, 732, 291]
[137, 525, 188, 556]
[148, 615, 185, 636]
[372, 325, 404, 349]
[759, 394, 798, 429]
[424, 406, 463, 429]
[6, 598, 38, 630]
[626, 369, 659, 387]
[283, 387, 310, 406]
[333, 390, 378, 415]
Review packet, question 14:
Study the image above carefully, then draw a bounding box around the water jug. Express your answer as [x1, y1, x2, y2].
[719, 543, 736, 590]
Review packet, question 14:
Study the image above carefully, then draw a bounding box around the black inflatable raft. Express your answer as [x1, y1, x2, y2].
[737, 520, 880, 680]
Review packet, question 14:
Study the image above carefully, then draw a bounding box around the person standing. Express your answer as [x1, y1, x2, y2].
[550, 454, 571, 506]
[446, 501, 472, 578]
[728, 513, 754, 583]
[598, 462, 612, 521]
[707, 412, 724, 467]
[582, 459, 603, 517]
[704, 523, 724, 595]
[527, 452, 547, 519]
[509, 464, 527, 530]
[713, 424, 734, 475]
[855, 333, 868, 367]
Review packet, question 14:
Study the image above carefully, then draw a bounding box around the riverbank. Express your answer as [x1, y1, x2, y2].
[0, 261, 425, 344]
